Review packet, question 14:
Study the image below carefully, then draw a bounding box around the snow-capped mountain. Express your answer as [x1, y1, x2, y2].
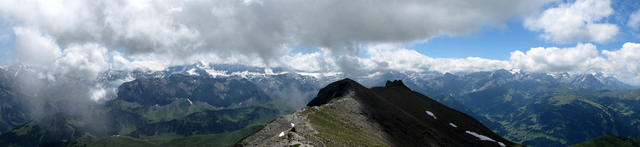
[97, 63, 633, 99]
[0, 63, 638, 146]
[3, 62, 632, 104]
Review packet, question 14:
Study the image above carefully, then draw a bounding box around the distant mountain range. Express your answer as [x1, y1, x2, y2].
[0, 63, 639, 146]
[0, 64, 299, 146]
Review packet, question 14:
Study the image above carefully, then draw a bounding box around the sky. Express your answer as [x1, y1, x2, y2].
[0, 0, 639, 85]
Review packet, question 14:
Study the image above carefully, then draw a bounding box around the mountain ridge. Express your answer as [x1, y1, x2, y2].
[237, 78, 518, 147]
[0, 64, 638, 146]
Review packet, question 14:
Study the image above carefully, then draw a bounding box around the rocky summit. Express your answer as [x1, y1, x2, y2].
[236, 78, 518, 147]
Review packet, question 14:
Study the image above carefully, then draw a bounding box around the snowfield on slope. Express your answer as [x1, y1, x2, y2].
[449, 123, 457, 128]
[425, 111, 436, 119]
[465, 130, 505, 147]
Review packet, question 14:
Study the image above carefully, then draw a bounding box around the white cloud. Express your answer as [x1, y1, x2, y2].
[271, 42, 640, 85]
[602, 42, 640, 84]
[279, 49, 334, 72]
[89, 86, 107, 102]
[366, 44, 431, 72]
[524, 0, 618, 43]
[55, 43, 112, 79]
[0, 0, 553, 62]
[272, 44, 512, 75]
[10, 30, 162, 101]
[4, 0, 640, 97]
[509, 43, 599, 72]
[629, 9, 640, 30]
[430, 57, 510, 73]
[13, 27, 61, 65]
[364, 44, 510, 73]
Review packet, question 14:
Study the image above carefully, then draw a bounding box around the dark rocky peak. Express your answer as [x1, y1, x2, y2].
[443, 72, 456, 77]
[490, 69, 512, 78]
[384, 80, 409, 90]
[306, 78, 366, 106]
[241, 78, 518, 147]
[443, 72, 459, 80]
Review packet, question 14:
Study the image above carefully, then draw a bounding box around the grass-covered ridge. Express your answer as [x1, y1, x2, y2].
[301, 105, 387, 146]
[69, 125, 264, 147]
[570, 135, 640, 147]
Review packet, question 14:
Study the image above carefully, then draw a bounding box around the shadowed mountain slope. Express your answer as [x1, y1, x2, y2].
[237, 78, 518, 147]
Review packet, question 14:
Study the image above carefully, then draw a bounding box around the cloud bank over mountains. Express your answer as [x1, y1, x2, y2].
[0, 0, 639, 87]
[278, 43, 640, 85]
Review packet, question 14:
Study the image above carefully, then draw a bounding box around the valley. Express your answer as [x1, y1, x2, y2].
[0, 64, 639, 146]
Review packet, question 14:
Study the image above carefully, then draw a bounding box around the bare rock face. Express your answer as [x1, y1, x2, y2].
[237, 78, 518, 147]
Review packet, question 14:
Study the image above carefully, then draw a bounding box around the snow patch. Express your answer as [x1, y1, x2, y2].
[509, 68, 521, 74]
[186, 68, 199, 76]
[296, 72, 322, 78]
[290, 123, 295, 128]
[229, 70, 289, 78]
[296, 72, 341, 78]
[196, 61, 208, 68]
[547, 72, 558, 79]
[449, 123, 457, 128]
[204, 68, 229, 78]
[465, 130, 495, 142]
[498, 142, 505, 147]
[425, 111, 436, 119]
[278, 131, 285, 137]
[187, 98, 193, 105]
[264, 68, 274, 74]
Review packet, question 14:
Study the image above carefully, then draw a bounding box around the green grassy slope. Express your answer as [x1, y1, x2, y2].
[301, 106, 387, 146]
[570, 135, 640, 147]
[69, 125, 264, 147]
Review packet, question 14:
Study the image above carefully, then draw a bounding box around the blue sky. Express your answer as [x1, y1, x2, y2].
[0, 18, 14, 63]
[411, 20, 638, 60]
[412, 5, 640, 60]
[410, 21, 547, 60]
[411, 0, 640, 60]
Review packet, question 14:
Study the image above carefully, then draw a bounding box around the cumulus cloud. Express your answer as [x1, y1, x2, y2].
[365, 44, 431, 72]
[56, 44, 112, 79]
[272, 42, 640, 85]
[274, 44, 512, 75]
[524, 0, 618, 43]
[509, 43, 600, 72]
[430, 57, 511, 73]
[8, 27, 138, 102]
[0, 0, 563, 102]
[602, 43, 640, 84]
[0, 0, 553, 61]
[363, 44, 510, 73]
[13, 27, 61, 65]
[4, 0, 640, 103]
[279, 49, 335, 72]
